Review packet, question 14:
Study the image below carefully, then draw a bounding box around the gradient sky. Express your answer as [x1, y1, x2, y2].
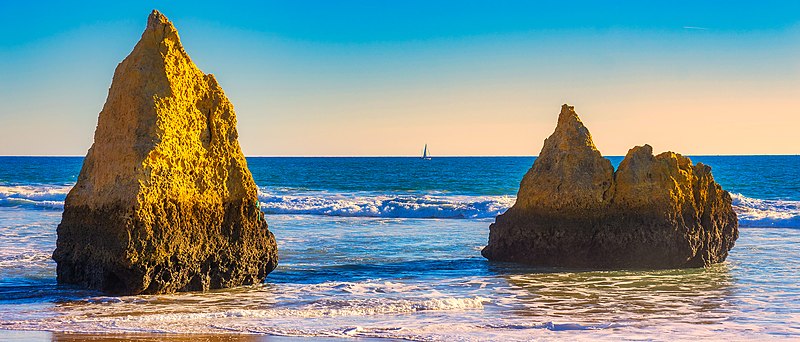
[1, 1, 799, 156]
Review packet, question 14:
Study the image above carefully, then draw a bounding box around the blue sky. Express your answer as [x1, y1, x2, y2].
[1, 1, 799, 155]
[3, 1, 799, 45]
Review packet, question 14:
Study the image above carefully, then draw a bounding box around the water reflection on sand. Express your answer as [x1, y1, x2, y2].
[490, 263, 733, 326]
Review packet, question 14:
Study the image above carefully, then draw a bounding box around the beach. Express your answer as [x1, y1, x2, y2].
[2, 1, 799, 339]
[0, 156, 799, 340]
[4, 331, 382, 341]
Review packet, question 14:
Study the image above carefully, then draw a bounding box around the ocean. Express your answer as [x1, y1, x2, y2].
[0, 156, 799, 340]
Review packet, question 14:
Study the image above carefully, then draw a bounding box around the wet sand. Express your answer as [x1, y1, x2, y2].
[1, 331, 393, 342]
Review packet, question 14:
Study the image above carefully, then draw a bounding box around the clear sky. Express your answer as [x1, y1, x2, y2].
[1, 1, 799, 156]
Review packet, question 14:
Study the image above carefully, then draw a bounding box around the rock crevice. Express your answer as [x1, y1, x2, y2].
[482, 104, 738, 268]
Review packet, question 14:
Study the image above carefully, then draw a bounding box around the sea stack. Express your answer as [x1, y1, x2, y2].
[53, 10, 278, 295]
[482, 104, 738, 268]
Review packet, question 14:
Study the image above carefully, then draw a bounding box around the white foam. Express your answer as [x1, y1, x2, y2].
[2, 294, 488, 327]
[334, 281, 422, 295]
[258, 189, 800, 226]
[134, 296, 488, 319]
[1, 184, 798, 226]
[0, 185, 69, 209]
[0, 249, 52, 268]
[731, 193, 800, 228]
[258, 189, 515, 219]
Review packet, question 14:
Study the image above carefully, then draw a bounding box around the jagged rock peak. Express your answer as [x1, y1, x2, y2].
[53, 10, 278, 295]
[483, 104, 738, 269]
[148, 9, 169, 27]
[516, 104, 614, 211]
[141, 10, 181, 46]
[548, 104, 599, 152]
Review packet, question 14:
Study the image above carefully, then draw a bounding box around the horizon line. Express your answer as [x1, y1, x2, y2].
[1, 154, 799, 158]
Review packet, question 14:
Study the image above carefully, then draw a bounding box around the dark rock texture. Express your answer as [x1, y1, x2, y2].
[53, 10, 278, 295]
[482, 104, 738, 269]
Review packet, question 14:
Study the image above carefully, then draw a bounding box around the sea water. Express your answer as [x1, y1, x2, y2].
[0, 156, 798, 340]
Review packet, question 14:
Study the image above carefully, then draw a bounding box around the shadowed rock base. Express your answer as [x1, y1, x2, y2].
[55, 199, 277, 294]
[482, 105, 738, 269]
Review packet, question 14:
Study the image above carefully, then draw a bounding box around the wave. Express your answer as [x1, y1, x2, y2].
[730, 193, 800, 228]
[258, 189, 515, 219]
[0, 185, 70, 210]
[258, 189, 800, 226]
[2, 184, 799, 226]
[1, 280, 490, 338]
[0, 249, 52, 269]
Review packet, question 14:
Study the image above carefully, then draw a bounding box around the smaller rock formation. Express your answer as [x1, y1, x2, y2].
[482, 104, 738, 268]
[53, 10, 278, 295]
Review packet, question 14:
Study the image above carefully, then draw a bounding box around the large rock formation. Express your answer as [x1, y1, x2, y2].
[53, 10, 278, 295]
[482, 104, 738, 268]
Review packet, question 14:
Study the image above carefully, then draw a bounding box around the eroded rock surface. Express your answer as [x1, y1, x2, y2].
[53, 10, 278, 295]
[482, 104, 738, 268]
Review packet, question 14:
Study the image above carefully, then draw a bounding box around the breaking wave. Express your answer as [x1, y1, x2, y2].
[258, 189, 515, 219]
[730, 193, 800, 228]
[1, 184, 799, 226]
[1, 280, 491, 339]
[0, 185, 69, 210]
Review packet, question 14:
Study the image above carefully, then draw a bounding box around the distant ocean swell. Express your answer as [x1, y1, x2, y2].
[1, 185, 798, 227]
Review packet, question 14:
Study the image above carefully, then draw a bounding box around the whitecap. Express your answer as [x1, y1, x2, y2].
[0, 185, 69, 210]
[731, 193, 800, 228]
[1, 184, 798, 228]
[258, 188, 514, 219]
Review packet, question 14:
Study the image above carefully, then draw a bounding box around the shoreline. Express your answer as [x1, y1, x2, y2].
[1, 330, 398, 341]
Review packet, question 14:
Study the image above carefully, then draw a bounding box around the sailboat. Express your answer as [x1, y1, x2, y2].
[421, 144, 432, 160]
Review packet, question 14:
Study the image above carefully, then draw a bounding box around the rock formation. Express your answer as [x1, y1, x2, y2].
[53, 10, 278, 295]
[482, 104, 738, 268]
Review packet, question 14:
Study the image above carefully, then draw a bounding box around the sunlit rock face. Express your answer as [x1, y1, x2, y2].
[482, 104, 738, 269]
[53, 10, 278, 295]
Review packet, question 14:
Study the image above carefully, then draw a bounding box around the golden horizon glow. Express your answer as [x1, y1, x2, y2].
[1, 5, 799, 156]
